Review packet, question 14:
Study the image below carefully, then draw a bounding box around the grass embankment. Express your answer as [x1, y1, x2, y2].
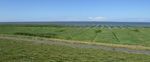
[1, 38, 150, 62]
[1, 25, 150, 47]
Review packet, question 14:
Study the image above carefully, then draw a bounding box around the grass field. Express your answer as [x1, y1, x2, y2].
[0, 25, 150, 47]
[1, 24, 150, 62]
[1, 38, 150, 62]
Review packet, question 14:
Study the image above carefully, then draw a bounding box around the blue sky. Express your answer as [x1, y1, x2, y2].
[0, 0, 150, 22]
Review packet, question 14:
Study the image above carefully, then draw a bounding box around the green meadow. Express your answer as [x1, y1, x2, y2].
[0, 25, 150, 47]
[1, 24, 150, 62]
[1, 38, 150, 62]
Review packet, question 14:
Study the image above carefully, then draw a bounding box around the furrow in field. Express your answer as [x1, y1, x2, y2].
[108, 26, 121, 42]
[112, 32, 120, 42]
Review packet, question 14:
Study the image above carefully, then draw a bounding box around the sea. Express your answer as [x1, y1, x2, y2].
[0, 22, 150, 27]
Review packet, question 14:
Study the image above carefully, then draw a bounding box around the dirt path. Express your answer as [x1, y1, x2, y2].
[0, 35, 150, 55]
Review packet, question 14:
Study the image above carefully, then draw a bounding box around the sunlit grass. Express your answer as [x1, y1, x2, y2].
[1, 25, 150, 47]
[0, 38, 150, 62]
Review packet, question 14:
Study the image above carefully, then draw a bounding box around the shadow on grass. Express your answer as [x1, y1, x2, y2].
[13, 32, 58, 38]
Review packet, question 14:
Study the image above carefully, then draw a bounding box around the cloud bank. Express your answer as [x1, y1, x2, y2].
[88, 16, 107, 21]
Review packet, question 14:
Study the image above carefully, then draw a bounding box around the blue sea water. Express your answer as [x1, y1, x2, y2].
[0, 22, 150, 27]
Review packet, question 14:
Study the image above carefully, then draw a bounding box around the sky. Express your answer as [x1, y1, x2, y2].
[0, 0, 150, 22]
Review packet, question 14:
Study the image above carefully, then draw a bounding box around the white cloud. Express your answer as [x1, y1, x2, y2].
[88, 16, 106, 21]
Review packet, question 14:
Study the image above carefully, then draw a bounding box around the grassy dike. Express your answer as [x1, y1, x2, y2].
[0, 38, 150, 62]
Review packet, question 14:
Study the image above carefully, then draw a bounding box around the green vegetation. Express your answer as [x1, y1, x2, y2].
[1, 24, 150, 62]
[0, 25, 150, 47]
[132, 29, 140, 32]
[0, 38, 150, 62]
[14, 32, 58, 38]
[95, 29, 102, 33]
